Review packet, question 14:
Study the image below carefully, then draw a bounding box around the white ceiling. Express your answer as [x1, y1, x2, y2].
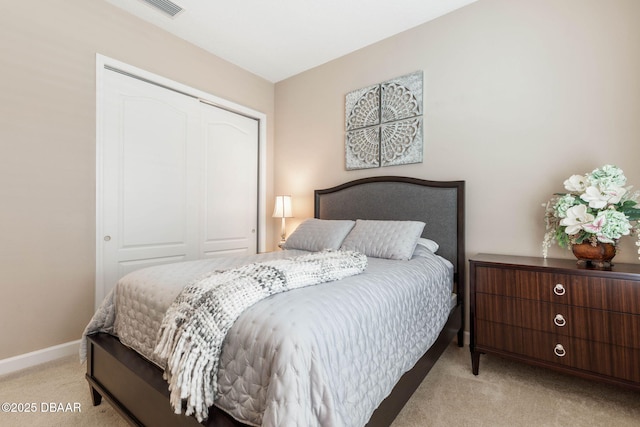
[104, 0, 478, 82]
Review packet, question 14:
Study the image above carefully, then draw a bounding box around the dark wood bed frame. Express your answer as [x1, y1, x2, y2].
[86, 176, 465, 427]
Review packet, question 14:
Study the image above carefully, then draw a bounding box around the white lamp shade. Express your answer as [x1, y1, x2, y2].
[272, 195, 293, 218]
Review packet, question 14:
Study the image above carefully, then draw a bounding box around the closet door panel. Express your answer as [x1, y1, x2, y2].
[100, 70, 201, 301]
[201, 104, 258, 257]
[120, 97, 189, 247]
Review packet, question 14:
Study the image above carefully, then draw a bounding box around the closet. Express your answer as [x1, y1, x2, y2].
[95, 58, 263, 307]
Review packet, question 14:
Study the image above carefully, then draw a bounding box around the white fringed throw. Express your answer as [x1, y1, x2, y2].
[153, 250, 367, 422]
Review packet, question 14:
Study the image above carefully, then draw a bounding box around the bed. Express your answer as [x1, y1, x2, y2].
[83, 176, 465, 427]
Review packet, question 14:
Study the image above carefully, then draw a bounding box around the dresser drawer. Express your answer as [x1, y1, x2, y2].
[474, 265, 640, 314]
[474, 266, 569, 302]
[475, 294, 640, 349]
[475, 320, 524, 355]
[477, 321, 640, 383]
[569, 275, 640, 313]
[522, 329, 640, 383]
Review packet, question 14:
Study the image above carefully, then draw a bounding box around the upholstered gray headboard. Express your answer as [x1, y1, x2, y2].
[314, 176, 465, 286]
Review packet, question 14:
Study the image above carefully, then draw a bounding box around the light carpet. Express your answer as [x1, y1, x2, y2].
[0, 342, 637, 426]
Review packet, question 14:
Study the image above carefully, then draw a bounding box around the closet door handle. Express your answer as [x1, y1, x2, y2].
[554, 314, 566, 327]
[553, 284, 566, 296]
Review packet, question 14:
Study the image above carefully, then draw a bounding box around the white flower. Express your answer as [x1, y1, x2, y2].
[599, 210, 632, 241]
[582, 215, 608, 241]
[554, 194, 577, 218]
[588, 164, 627, 189]
[560, 204, 595, 235]
[580, 185, 627, 209]
[563, 175, 587, 193]
[607, 186, 627, 204]
[582, 210, 632, 243]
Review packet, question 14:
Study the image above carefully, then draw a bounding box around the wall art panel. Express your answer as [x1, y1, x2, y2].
[345, 71, 423, 170]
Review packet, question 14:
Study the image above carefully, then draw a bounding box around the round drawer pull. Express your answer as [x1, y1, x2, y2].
[554, 344, 566, 357]
[554, 314, 566, 327]
[553, 284, 566, 296]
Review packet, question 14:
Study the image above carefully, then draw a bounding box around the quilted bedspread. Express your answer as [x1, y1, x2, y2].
[82, 248, 454, 427]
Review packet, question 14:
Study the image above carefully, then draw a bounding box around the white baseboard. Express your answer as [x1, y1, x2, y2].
[463, 330, 470, 346]
[0, 340, 81, 376]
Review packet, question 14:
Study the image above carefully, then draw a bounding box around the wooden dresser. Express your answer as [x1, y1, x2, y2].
[469, 253, 640, 390]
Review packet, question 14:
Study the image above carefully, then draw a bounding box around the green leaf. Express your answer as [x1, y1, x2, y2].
[574, 234, 590, 244]
[622, 207, 640, 221]
[555, 228, 570, 248]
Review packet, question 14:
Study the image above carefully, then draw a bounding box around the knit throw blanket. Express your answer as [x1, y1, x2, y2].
[153, 250, 367, 422]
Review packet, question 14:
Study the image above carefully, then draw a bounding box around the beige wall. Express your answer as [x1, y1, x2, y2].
[274, 0, 640, 267]
[0, 0, 275, 359]
[3, 0, 640, 362]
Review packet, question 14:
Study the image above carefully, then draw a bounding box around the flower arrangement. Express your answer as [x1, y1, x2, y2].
[543, 164, 640, 260]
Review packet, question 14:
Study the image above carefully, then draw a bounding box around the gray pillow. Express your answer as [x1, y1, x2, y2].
[283, 219, 355, 251]
[340, 220, 426, 260]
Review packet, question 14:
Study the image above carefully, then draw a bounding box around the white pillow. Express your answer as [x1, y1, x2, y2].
[340, 220, 426, 260]
[283, 219, 355, 251]
[416, 237, 439, 253]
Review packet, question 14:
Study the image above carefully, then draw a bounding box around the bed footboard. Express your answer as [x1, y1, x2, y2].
[86, 333, 245, 427]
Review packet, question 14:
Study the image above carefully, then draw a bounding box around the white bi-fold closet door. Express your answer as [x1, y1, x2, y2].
[96, 60, 262, 307]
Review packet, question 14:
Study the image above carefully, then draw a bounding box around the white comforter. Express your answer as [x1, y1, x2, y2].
[82, 248, 453, 427]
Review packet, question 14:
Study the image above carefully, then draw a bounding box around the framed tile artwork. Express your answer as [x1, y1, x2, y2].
[345, 71, 423, 170]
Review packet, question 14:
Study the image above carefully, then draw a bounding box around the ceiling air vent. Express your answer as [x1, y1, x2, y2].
[139, 0, 184, 17]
